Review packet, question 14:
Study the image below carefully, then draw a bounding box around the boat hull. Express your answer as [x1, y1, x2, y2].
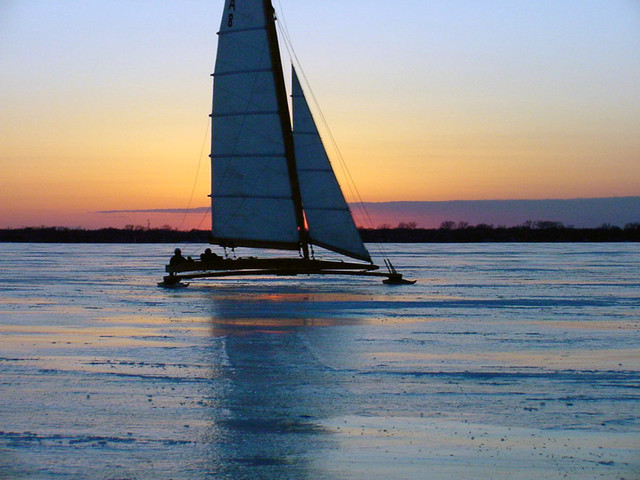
[160, 257, 417, 285]
[161, 257, 400, 284]
[167, 257, 378, 274]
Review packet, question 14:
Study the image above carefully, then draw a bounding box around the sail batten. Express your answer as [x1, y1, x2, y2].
[212, 110, 279, 118]
[305, 206, 352, 211]
[217, 25, 266, 36]
[216, 194, 294, 200]
[212, 153, 285, 159]
[213, 68, 272, 77]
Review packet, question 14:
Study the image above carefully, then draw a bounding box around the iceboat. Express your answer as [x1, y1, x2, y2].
[162, 0, 413, 286]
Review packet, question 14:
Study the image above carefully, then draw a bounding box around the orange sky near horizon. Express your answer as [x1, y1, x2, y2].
[1, 0, 639, 230]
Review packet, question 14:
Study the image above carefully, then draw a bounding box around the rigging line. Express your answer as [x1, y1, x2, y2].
[182, 205, 212, 259]
[179, 206, 211, 258]
[274, 0, 297, 59]
[276, 20, 390, 261]
[177, 115, 211, 232]
[173, 115, 211, 259]
[194, 205, 211, 230]
[323, 129, 390, 260]
[275, 20, 366, 211]
[273, 0, 291, 39]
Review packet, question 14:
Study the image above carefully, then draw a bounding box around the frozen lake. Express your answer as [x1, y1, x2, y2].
[1, 243, 639, 479]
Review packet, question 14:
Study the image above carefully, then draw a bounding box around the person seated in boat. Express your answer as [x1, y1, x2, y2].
[200, 248, 221, 264]
[169, 248, 190, 266]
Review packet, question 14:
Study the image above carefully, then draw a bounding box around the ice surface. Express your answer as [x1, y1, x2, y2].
[0, 243, 638, 479]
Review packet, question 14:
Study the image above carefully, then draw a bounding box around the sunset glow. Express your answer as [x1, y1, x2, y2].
[1, 0, 639, 229]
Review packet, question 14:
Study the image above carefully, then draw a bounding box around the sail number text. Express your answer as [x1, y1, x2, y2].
[227, 0, 235, 27]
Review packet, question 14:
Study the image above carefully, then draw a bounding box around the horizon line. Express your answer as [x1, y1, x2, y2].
[95, 196, 640, 215]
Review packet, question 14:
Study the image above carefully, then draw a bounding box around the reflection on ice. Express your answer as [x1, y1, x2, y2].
[0, 243, 639, 479]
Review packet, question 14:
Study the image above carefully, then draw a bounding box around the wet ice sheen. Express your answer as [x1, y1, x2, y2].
[0, 243, 638, 479]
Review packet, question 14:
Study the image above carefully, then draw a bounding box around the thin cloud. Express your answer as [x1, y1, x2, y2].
[97, 207, 210, 214]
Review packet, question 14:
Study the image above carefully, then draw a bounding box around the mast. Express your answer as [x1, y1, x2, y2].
[263, 0, 309, 259]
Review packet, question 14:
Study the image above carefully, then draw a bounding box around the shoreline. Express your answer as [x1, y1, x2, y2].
[0, 225, 638, 243]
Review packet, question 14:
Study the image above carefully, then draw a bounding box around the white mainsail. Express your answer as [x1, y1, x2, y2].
[210, 0, 299, 249]
[210, 0, 371, 263]
[292, 69, 372, 262]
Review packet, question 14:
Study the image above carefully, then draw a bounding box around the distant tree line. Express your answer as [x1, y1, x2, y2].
[0, 221, 638, 243]
[359, 221, 640, 243]
[0, 226, 209, 243]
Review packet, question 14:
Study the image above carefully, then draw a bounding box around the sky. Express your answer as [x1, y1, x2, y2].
[1, 0, 639, 229]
